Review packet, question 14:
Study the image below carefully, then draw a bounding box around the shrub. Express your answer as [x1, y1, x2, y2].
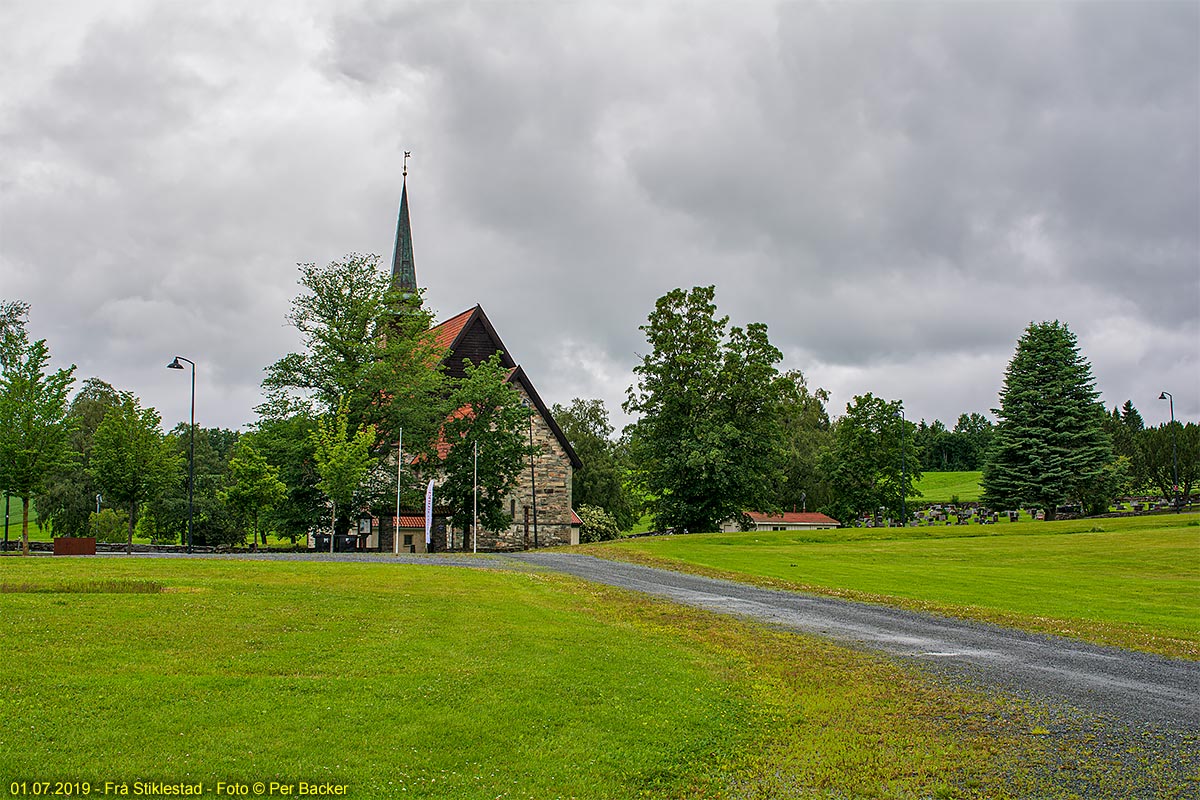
[578, 504, 620, 543]
[88, 509, 129, 543]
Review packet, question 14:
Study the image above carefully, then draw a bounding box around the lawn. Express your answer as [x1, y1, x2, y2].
[2, 494, 43, 542]
[915, 471, 983, 503]
[578, 513, 1200, 659]
[0, 557, 1107, 799]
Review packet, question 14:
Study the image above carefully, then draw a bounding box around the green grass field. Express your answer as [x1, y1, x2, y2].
[579, 514, 1200, 659]
[2, 495, 43, 541]
[0, 557, 1117, 799]
[915, 471, 983, 503]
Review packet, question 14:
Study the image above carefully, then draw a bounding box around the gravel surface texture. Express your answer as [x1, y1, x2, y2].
[511, 552, 1199, 798]
[513, 552, 1199, 730]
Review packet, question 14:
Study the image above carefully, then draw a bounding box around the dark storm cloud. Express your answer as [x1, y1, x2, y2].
[2, 1, 1196, 432]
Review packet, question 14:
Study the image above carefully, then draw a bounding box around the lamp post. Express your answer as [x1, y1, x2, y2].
[896, 405, 907, 526]
[167, 356, 195, 552]
[1159, 391, 1179, 512]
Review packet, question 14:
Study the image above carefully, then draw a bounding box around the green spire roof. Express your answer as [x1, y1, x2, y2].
[391, 177, 416, 292]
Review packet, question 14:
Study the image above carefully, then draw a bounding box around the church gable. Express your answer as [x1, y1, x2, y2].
[438, 309, 516, 379]
[427, 306, 582, 470]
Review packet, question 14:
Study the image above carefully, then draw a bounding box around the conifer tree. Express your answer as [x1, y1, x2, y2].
[982, 321, 1114, 519]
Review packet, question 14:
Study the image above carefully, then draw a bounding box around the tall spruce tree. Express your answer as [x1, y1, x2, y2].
[982, 321, 1114, 519]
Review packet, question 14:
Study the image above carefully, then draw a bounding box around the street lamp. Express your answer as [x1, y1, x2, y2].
[898, 405, 907, 526]
[167, 356, 195, 552]
[1158, 391, 1179, 512]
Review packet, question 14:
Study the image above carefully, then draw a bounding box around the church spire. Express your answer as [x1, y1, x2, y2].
[391, 152, 416, 293]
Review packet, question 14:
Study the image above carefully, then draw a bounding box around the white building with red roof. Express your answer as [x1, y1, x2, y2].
[719, 511, 840, 533]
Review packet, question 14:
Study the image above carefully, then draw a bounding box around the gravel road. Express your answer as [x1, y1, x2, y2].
[512, 552, 1199, 732]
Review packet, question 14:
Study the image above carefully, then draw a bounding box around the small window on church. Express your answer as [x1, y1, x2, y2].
[511, 499, 516, 517]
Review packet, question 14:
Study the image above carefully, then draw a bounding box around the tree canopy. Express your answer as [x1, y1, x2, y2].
[90, 393, 180, 553]
[624, 286, 789, 533]
[310, 400, 377, 542]
[771, 370, 833, 514]
[0, 300, 30, 369]
[438, 355, 531, 537]
[0, 337, 77, 554]
[222, 440, 287, 546]
[261, 254, 445, 456]
[552, 398, 635, 531]
[35, 378, 122, 538]
[820, 394, 920, 524]
[981, 321, 1114, 519]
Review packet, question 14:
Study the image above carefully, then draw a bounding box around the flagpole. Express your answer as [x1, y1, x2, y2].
[400, 429, 410, 554]
[472, 441, 478, 554]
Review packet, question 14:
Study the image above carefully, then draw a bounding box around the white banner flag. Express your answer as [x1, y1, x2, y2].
[424, 479, 434, 544]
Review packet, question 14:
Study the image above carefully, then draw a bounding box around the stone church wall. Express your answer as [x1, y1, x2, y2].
[467, 383, 574, 550]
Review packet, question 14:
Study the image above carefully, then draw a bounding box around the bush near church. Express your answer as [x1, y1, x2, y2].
[578, 504, 620, 543]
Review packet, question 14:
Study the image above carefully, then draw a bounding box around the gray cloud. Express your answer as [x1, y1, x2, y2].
[1, 0, 1196, 435]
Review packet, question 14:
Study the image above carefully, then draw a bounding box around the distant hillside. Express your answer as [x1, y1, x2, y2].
[915, 471, 983, 503]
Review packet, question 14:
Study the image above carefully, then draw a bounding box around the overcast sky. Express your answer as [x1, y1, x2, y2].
[2, 0, 1197, 435]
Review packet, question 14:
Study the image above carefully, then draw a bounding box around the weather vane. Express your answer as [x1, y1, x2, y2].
[403, 151, 411, 177]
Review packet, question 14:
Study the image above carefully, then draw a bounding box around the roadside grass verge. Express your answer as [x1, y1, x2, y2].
[577, 513, 1200, 660]
[916, 471, 983, 503]
[0, 557, 1094, 799]
[0, 579, 165, 594]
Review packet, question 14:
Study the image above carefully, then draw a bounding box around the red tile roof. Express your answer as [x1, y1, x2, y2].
[571, 509, 582, 526]
[429, 307, 475, 352]
[395, 515, 425, 529]
[746, 511, 840, 526]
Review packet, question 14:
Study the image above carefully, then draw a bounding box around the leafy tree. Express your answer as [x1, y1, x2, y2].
[772, 370, 833, 513]
[34, 378, 121, 538]
[310, 400, 377, 542]
[915, 418, 952, 471]
[981, 321, 1114, 519]
[914, 414, 992, 472]
[0, 338, 77, 555]
[261, 254, 445, 458]
[1139, 422, 1199, 505]
[88, 508, 129, 543]
[552, 398, 635, 530]
[148, 425, 241, 546]
[577, 504, 620, 543]
[90, 393, 180, 553]
[952, 413, 994, 470]
[222, 440, 287, 546]
[438, 355, 530, 536]
[819, 394, 920, 524]
[0, 300, 30, 369]
[245, 415, 324, 543]
[624, 286, 789, 533]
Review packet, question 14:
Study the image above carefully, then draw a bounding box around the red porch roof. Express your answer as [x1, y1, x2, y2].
[746, 511, 840, 526]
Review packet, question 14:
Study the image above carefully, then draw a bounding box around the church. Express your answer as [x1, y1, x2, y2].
[367, 171, 582, 552]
